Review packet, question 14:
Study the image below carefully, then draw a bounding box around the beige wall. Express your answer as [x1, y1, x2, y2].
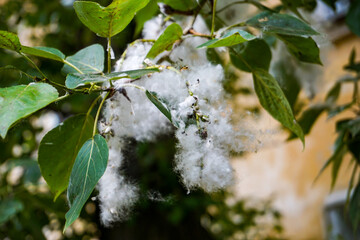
[233, 35, 360, 239]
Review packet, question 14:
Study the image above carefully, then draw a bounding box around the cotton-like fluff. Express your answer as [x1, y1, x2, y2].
[96, 137, 139, 226]
[175, 125, 234, 192]
[97, 15, 258, 225]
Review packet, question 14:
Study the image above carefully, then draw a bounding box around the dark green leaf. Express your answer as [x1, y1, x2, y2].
[0, 199, 24, 224]
[246, 11, 319, 36]
[21, 46, 65, 62]
[325, 82, 341, 104]
[288, 104, 328, 140]
[0, 83, 59, 138]
[346, 0, 360, 36]
[38, 114, 94, 200]
[328, 102, 354, 119]
[252, 69, 304, 145]
[272, 58, 301, 110]
[62, 44, 104, 74]
[197, 30, 255, 48]
[134, 0, 159, 36]
[146, 90, 180, 128]
[230, 39, 272, 72]
[64, 134, 108, 231]
[65, 68, 160, 89]
[277, 34, 322, 65]
[314, 131, 346, 184]
[146, 23, 183, 59]
[206, 48, 223, 66]
[348, 133, 360, 163]
[349, 181, 360, 230]
[0, 30, 21, 52]
[74, 0, 150, 38]
[321, 0, 337, 10]
[158, 0, 197, 11]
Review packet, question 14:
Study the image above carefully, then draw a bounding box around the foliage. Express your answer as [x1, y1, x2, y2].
[0, 0, 358, 237]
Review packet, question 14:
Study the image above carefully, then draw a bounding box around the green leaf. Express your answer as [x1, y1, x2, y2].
[346, 0, 360, 36]
[62, 44, 104, 74]
[0, 199, 24, 224]
[38, 114, 94, 200]
[277, 35, 322, 65]
[74, 0, 150, 38]
[21, 46, 65, 62]
[158, 0, 197, 11]
[64, 134, 108, 231]
[65, 68, 160, 89]
[146, 23, 183, 59]
[272, 58, 301, 110]
[350, 182, 360, 230]
[246, 11, 319, 36]
[197, 30, 256, 48]
[288, 104, 328, 140]
[325, 82, 341, 103]
[0, 30, 21, 52]
[328, 102, 354, 119]
[230, 39, 272, 72]
[321, 0, 337, 10]
[146, 90, 180, 128]
[0, 83, 59, 139]
[252, 69, 304, 145]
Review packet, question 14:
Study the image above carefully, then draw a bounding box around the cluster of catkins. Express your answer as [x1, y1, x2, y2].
[97, 16, 254, 226]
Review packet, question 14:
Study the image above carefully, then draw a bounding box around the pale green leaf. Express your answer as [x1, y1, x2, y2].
[21, 46, 65, 62]
[197, 30, 256, 48]
[62, 44, 104, 74]
[252, 69, 304, 145]
[74, 0, 150, 38]
[65, 68, 160, 89]
[146, 23, 183, 59]
[0, 83, 59, 138]
[38, 114, 94, 200]
[0, 199, 24, 224]
[246, 11, 319, 36]
[64, 134, 108, 231]
[0, 30, 21, 52]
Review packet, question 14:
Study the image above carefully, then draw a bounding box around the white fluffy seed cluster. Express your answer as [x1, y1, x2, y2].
[97, 16, 255, 226]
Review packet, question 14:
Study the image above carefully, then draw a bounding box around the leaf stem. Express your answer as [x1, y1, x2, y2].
[21, 53, 47, 79]
[211, 0, 218, 37]
[107, 37, 112, 74]
[63, 60, 84, 74]
[93, 92, 110, 137]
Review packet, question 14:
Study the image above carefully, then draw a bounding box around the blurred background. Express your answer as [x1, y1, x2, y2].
[0, 0, 359, 239]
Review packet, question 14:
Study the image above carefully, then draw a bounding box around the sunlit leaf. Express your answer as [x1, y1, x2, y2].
[74, 0, 150, 38]
[0, 30, 21, 52]
[146, 23, 183, 59]
[0, 83, 59, 138]
[197, 30, 255, 48]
